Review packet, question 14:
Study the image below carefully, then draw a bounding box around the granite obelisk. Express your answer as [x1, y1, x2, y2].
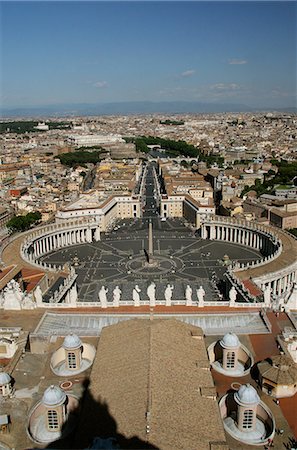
[148, 219, 153, 262]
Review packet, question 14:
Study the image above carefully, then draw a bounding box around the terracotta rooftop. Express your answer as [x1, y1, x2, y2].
[258, 355, 297, 385]
[242, 279, 263, 297]
[77, 319, 227, 450]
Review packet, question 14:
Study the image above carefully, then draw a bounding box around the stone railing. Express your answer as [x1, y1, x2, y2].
[46, 269, 77, 304]
[225, 270, 261, 304]
[34, 298, 266, 309]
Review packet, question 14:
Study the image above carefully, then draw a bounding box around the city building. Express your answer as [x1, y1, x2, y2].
[258, 354, 297, 398]
[67, 134, 124, 147]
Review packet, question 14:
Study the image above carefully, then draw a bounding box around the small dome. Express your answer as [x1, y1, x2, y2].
[0, 371, 11, 386]
[42, 385, 66, 407]
[235, 384, 260, 405]
[221, 332, 240, 348]
[62, 334, 82, 350]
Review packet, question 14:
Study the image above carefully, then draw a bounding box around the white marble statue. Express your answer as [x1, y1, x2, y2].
[263, 285, 271, 307]
[34, 285, 43, 306]
[113, 286, 121, 307]
[2, 280, 23, 310]
[197, 286, 205, 307]
[133, 285, 141, 306]
[69, 284, 78, 305]
[185, 285, 192, 306]
[147, 282, 156, 306]
[22, 292, 36, 309]
[285, 283, 297, 312]
[229, 286, 237, 306]
[164, 284, 174, 306]
[98, 286, 108, 308]
[11, 279, 23, 302]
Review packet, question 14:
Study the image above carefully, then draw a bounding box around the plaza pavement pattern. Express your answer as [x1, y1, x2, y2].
[41, 217, 262, 304]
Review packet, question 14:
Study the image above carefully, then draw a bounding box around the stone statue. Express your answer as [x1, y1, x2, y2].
[185, 285, 192, 306]
[98, 286, 108, 308]
[147, 282, 156, 306]
[197, 286, 205, 307]
[282, 282, 297, 312]
[133, 285, 141, 306]
[113, 286, 121, 307]
[22, 293, 36, 309]
[69, 284, 78, 305]
[34, 285, 43, 306]
[164, 284, 174, 306]
[229, 286, 237, 306]
[263, 285, 271, 306]
[12, 280, 23, 302]
[2, 280, 23, 310]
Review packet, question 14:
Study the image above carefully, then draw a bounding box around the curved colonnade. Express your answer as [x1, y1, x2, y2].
[11, 215, 297, 304]
[201, 216, 297, 300]
[20, 218, 101, 272]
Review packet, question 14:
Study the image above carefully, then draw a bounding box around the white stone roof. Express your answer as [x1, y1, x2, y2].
[42, 385, 66, 407]
[62, 334, 82, 350]
[221, 332, 240, 348]
[0, 372, 11, 386]
[235, 383, 260, 405]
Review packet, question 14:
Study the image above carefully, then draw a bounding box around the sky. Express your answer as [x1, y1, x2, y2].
[0, 1, 296, 109]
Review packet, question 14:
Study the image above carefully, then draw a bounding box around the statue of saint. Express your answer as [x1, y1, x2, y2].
[113, 286, 121, 307]
[263, 285, 271, 306]
[185, 285, 192, 306]
[98, 286, 108, 308]
[133, 285, 141, 306]
[197, 286, 205, 307]
[22, 293, 36, 309]
[147, 282, 156, 306]
[34, 285, 43, 306]
[229, 286, 237, 305]
[164, 284, 174, 306]
[3, 280, 23, 310]
[69, 284, 78, 304]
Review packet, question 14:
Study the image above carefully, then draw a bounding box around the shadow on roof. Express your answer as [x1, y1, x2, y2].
[28, 377, 158, 450]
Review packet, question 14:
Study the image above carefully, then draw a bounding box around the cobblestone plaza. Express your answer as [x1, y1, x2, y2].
[42, 217, 262, 303]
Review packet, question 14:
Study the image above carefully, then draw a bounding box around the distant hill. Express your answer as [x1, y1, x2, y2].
[0, 101, 296, 118]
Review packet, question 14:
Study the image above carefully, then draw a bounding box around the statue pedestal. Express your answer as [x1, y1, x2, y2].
[144, 259, 159, 268]
[3, 297, 22, 310]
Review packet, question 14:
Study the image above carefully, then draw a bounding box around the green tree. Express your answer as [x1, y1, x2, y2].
[57, 150, 102, 167]
[7, 212, 41, 233]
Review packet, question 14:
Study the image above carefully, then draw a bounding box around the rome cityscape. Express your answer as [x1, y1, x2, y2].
[0, 1, 297, 450]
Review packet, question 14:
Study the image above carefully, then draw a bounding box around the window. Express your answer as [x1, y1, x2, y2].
[47, 410, 59, 430]
[243, 409, 253, 429]
[226, 351, 235, 369]
[67, 352, 76, 369]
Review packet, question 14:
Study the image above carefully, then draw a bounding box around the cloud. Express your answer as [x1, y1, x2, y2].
[210, 83, 241, 91]
[93, 81, 108, 88]
[228, 59, 247, 65]
[180, 69, 195, 78]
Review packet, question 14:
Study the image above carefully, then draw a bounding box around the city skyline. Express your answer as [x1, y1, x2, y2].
[1, 1, 296, 111]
